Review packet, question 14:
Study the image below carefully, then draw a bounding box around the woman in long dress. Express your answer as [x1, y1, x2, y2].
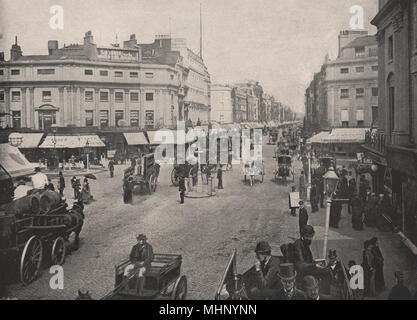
[81, 178, 93, 204]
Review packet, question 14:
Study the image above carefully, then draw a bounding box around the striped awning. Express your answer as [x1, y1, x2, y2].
[323, 128, 369, 144]
[39, 134, 105, 148]
[307, 132, 330, 144]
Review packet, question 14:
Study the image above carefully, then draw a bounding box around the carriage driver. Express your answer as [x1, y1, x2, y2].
[124, 234, 154, 295]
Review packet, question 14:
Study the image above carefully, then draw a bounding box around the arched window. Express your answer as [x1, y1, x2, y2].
[387, 73, 395, 132]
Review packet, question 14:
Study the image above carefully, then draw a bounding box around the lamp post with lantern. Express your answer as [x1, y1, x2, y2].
[85, 139, 90, 171]
[322, 166, 340, 259]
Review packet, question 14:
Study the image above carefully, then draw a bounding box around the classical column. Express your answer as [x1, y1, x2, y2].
[94, 88, 100, 127]
[58, 87, 65, 126]
[65, 86, 72, 126]
[21, 87, 27, 128]
[29, 87, 35, 129]
[73, 86, 79, 126]
[79, 87, 85, 127]
[125, 89, 130, 125]
[109, 88, 114, 127]
[4, 88, 10, 127]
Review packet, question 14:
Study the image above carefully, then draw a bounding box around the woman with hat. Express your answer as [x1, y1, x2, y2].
[273, 263, 306, 300]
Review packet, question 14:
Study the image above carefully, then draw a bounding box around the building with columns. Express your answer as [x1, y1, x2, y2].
[0, 32, 182, 130]
[363, 0, 417, 247]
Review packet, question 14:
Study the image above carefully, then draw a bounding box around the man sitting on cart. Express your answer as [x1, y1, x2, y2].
[124, 234, 154, 296]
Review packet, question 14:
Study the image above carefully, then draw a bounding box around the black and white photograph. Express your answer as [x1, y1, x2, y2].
[1, 0, 417, 306]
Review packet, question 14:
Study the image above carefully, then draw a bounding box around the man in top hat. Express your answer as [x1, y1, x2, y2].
[302, 275, 333, 300]
[388, 271, 412, 300]
[323, 249, 347, 298]
[273, 263, 305, 300]
[298, 201, 309, 236]
[124, 234, 154, 296]
[249, 241, 282, 300]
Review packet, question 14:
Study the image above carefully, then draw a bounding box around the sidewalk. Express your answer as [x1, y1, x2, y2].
[306, 201, 417, 300]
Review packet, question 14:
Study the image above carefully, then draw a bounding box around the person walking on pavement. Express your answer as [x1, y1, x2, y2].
[108, 159, 115, 178]
[388, 271, 412, 300]
[299, 171, 306, 200]
[58, 171, 65, 197]
[362, 240, 376, 297]
[318, 177, 325, 208]
[351, 193, 364, 231]
[217, 165, 224, 190]
[71, 176, 80, 200]
[179, 174, 186, 204]
[298, 201, 309, 236]
[347, 178, 356, 214]
[289, 186, 298, 217]
[370, 237, 386, 292]
[310, 182, 319, 213]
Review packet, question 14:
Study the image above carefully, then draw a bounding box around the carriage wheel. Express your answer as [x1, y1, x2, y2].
[171, 275, 187, 300]
[20, 236, 43, 285]
[151, 175, 158, 193]
[40, 196, 51, 214]
[51, 237, 66, 265]
[171, 169, 179, 187]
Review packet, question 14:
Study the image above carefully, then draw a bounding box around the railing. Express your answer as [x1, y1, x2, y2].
[364, 130, 387, 154]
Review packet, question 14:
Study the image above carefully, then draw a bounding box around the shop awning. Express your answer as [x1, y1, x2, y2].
[323, 128, 369, 144]
[123, 132, 149, 145]
[307, 131, 330, 144]
[0, 144, 36, 180]
[39, 134, 105, 148]
[9, 133, 44, 148]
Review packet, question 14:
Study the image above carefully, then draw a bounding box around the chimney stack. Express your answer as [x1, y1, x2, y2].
[48, 40, 58, 55]
[84, 31, 94, 45]
[10, 36, 22, 61]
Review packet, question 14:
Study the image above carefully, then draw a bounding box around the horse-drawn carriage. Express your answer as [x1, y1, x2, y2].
[171, 162, 198, 187]
[124, 153, 160, 196]
[243, 161, 265, 186]
[79, 253, 187, 300]
[0, 190, 84, 285]
[274, 155, 294, 183]
[268, 129, 279, 145]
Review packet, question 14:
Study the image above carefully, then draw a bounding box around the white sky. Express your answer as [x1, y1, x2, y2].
[0, 0, 378, 113]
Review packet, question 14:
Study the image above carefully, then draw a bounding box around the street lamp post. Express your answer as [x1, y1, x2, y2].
[85, 139, 90, 171]
[51, 125, 58, 169]
[322, 167, 340, 259]
[306, 143, 312, 202]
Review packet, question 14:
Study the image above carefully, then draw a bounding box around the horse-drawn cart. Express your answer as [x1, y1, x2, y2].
[243, 161, 265, 186]
[79, 254, 187, 300]
[124, 153, 160, 196]
[274, 155, 294, 183]
[0, 190, 84, 285]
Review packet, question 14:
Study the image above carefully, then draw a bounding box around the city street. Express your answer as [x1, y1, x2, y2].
[6, 137, 413, 300]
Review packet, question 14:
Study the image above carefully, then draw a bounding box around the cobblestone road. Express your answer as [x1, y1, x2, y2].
[6, 138, 413, 299]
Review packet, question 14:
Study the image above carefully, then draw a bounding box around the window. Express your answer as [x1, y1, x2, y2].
[100, 91, 109, 102]
[100, 70, 108, 76]
[84, 69, 93, 75]
[11, 91, 21, 102]
[11, 69, 20, 76]
[356, 66, 364, 73]
[340, 89, 349, 99]
[115, 92, 124, 102]
[341, 110, 349, 127]
[388, 36, 394, 61]
[372, 65, 379, 71]
[146, 93, 154, 101]
[130, 92, 139, 102]
[115, 110, 124, 127]
[38, 110, 56, 130]
[130, 111, 139, 127]
[0, 70, 3, 76]
[372, 106, 379, 124]
[129, 72, 138, 78]
[389, 86, 395, 131]
[145, 72, 154, 78]
[355, 46, 365, 58]
[85, 110, 94, 127]
[85, 91, 94, 102]
[42, 91, 52, 101]
[340, 68, 349, 74]
[356, 88, 365, 98]
[356, 110, 364, 127]
[372, 88, 379, 97]
[0, 91, 4, 102]
[12, 111, 21, 128]
[145, 110, 154, 128]
[100, 110, 109, 128]
[170, 74, 174, 80]
[114, 71, 123, 77]
[37, 68, 55, 75]
[369, 47, 378, 57]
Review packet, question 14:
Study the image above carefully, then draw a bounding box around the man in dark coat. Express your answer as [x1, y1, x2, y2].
[347, 178, 356, 214]
[58, 171, 65, 196]
[351, 194, 364, 231]
[217, 165, 223, 189]
[370, 237, 385, 292]
[388, 271, 412, 300]
[71, 176, 80, 200]
[124, 234, 154, 296]
[248, 241, 282, 300]
[273, 263, 305, 300]
[123, 176, 134, 204]
[179, 175, 186, 204]
[310, 183, 319, 213]
[298, 201, 309, 236]
[318, 178, 325, 208]
[108, 159, 115, 178]
[329, 197, 342, 229]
